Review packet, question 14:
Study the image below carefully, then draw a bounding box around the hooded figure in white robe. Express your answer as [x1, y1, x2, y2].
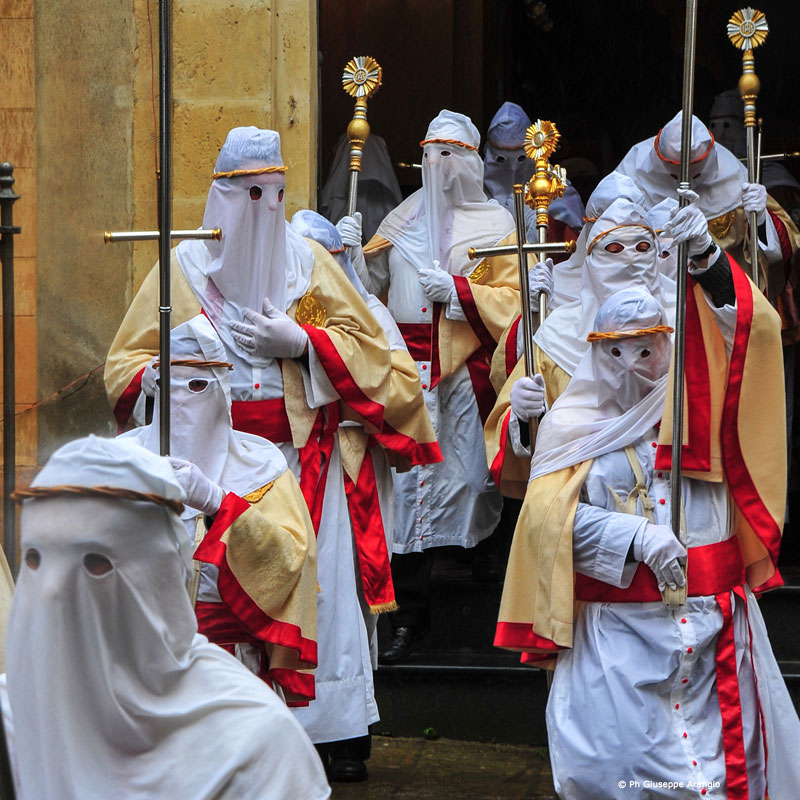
[105, 127, 395, 767]
[532, 290, 800, 799]
[2, 435, 329, 800]
[366, 109, 515, 555]
[614, 110, 793, 294]
[122, 315, 319, 704]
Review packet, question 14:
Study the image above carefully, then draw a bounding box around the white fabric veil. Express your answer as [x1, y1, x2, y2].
[530, 288, 672, 480]
[5, 435, 328, 800]
[615, 110, 746, 219]
[550, 171, 646, 309]
[535, 198, 676, 375]
[176, 127, 314, 365]
[377, 110, 514, 277]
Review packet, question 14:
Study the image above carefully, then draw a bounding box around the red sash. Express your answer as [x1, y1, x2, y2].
[342, 448, 397, 614]
[230, 397, 338, 535]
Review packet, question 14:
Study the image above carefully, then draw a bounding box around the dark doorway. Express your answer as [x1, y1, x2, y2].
[318, 0, 800, 202]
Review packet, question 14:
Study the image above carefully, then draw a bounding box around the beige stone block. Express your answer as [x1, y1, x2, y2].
[0, 109, 34, 167]
[0, 316, 37, 404]
[0, 258, 36, 317]
[173, 3, 272, 100]
[172, 101, 271, 200]
[0, 19, 34, 108]
[0, 0, 33, 18]
[9, 167, 35, 258]
[271, 0, 317, 211]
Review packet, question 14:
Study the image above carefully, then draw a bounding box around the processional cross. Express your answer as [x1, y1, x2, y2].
[102, 0, 221, 456]
[467, 119, 575, 423]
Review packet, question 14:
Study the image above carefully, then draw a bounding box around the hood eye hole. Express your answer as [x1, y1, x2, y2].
[669, 172, 679, 180]
[604, 242, 624, 254]
[496, 155, 506, 164]
[188, 379, 209, 393]
[517, 154, 527, 163]
[610, 346, 622, 357]
[83, 553, 114, 576]
[25, 548, 40, 570]
[635, 241, 652, 252]
[440, 150, 451, 157]
[641, 349, 651, 358]
[248, 185, 262, 200]
[277, 188, 284, 203]
[660, 250, 671, 259]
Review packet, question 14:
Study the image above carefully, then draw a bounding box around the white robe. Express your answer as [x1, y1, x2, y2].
[547, 433, 800, 799]
[367, 246, 502, 553]
[224, 354, 378, 744]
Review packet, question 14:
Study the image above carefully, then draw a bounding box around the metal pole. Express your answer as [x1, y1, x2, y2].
[513, 185, 536, 445]
[158, 0, 172, 457]
[103, 228, 221, 244]
[536, 208, 548, 323]
[666, 0, 698, 608]
[0, 164, 20, 572]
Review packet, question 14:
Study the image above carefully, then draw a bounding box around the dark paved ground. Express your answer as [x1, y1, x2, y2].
[331, 736, 558, 799]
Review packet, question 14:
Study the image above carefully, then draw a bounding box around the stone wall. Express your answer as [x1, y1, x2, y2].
[34, 0, 318, 462]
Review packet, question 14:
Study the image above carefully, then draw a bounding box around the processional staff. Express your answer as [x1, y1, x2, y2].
[467, 119, 574, 442]
[468, 120, 574, 376]
[341, 56, 382, 217]
[727, 7, 769, 286]
[102, 0, 221, 456]
[663, 0, 701, 609]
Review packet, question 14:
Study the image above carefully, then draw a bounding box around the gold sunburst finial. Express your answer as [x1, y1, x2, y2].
[524, 120, 560, 162]
[342, 56, 383, 99]
[727, 8, 768, 51]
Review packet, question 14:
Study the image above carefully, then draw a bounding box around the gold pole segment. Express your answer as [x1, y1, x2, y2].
[103, 228, 222, 244]
[342, 56, 382, 217]
[465, 117, 573, 445]
[523, 120, 567, 323]
[728, 7, 769, 286]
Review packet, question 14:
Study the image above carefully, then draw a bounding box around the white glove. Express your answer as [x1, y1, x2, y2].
[633, 523, 687, 592]
[336, 212, 363, 247]
[529, 257, 554, 303]
[141, 356, 159, 398]
[168, 457, 225, 516]
[229, 298, 309, 359]
[741, 181, 767, 225]
[418, 262, 455, 303]
[663, 188, 712, 257]
[510, 374, 546, 422]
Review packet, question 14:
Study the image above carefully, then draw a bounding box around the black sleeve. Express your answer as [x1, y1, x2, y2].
[691, 248, 736, 308]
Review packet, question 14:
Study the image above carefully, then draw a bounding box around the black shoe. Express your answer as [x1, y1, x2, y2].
[378, 625, 427, 665]
[328, 757, 368, 782]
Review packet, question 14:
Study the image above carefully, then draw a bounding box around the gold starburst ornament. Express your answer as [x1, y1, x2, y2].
[524, 120, 560, 162]
[342, 56, 383, 100]
[727, 7, 768, 51]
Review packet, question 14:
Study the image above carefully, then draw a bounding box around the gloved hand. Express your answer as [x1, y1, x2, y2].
[141, 356, 159, 398]
[510, 374, 546, 422]
[529, 257, 554, 303]
[633, 523, 687, 592]
[168, 457, 225, 516]
[741, 181, 767, 225]
[418, 262, 455, 303]
[229, 298, 309, 359]
[664, 188, 713, 258]
[336, 212, 363, 247]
